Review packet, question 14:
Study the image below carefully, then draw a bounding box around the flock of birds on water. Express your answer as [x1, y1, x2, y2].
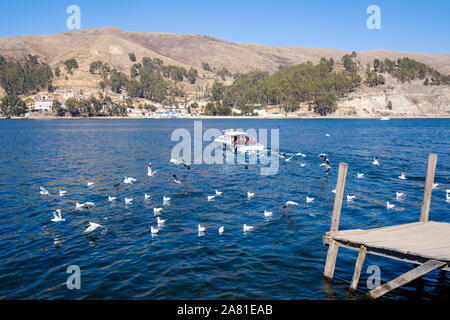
[38, 139, 449, 238]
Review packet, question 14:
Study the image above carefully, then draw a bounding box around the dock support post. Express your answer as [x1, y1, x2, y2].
[420, 153, 437, 223]
[324, 240, 339, 281]
[368, 260, 446, 299]
[324, 162, 348, 281]
[349, 245, 367, 292]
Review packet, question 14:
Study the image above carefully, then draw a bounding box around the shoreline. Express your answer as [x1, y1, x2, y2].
[1, 115, 450, 120]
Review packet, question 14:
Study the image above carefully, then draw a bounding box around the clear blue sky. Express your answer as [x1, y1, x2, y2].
[1, 0, 449, 53]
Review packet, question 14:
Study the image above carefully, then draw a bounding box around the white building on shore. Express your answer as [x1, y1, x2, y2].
[34, 101, 53, 111]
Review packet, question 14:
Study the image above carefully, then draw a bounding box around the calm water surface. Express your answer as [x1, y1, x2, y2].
[0, 119, 448, 300]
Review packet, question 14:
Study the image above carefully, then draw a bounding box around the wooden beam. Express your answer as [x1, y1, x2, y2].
[330, 162, 348, 234]
[349, 245, 367, 292]
[368, 259, 446, 299]
[420, 153, 437, 223]
[324, 240, 339, 281]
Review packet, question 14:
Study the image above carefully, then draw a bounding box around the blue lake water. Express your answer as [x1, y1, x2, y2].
[0, 118, 448, 300]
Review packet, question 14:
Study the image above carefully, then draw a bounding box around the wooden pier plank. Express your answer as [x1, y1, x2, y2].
[420, 153, 437, 223]
[368, 260, 446, 299]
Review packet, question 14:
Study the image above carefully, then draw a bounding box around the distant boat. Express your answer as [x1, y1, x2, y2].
[215, 129, 265, 153]
[380, 117, 390, 121]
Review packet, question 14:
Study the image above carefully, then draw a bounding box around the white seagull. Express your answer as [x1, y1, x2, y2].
[123, 175, 137, 184]
[198, 224, 206, 233]
[154, 207, 163, 215]
[40, 187, 49, 195]
[144, 193, 151, 200]
[76, 202, 95, 209]
[125, 198, 133, 205]
[108, 196, 117, 202]
[243, 224, 254, 232]
[151, 226, 159, 235]
[59, 190, 66, 197]
[399, 169, 407, 180]
[347, 195, 356, 202]
[84, 222, 102, 234]
[51, 209, 65, 222]
[300, 163, 306, 168]
[306, 196, 315, 203]
[215, 190, 223, 196]
[396, 192, 405, 200]
[147, 162, 158, 177]
[87, 182, 94, 187]
[207, 195, 216, 201]
[432, 183, 439, 189]
[247, 192, 255, 199]
[332, 189, 336, 194]
[372, 157, 380, 166]
[157, 217, 166, 225]
[264, 210, 273, 217]
[357, 173, 365, 179]
[446, 190, 450, 201]
[386, 202, 395, 209]
[219, 226, 224, 235]
[163, 196, 171, 202]
[282, 201, 299, 208]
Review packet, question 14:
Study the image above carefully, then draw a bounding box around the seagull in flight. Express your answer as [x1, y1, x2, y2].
[84, 222, 102, 234]
[372, 157, 380, 166]
[282, 201, 299, 208]
[123, 175, 136, 184]
[51, 209, 65, 222]
[147, 162, 158, 177]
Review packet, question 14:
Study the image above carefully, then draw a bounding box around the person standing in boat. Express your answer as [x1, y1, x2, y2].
[233, 136, 238, 153]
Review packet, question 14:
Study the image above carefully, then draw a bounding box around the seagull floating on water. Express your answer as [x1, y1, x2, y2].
[144, 193, 150, 200]
[154, 207, 163, 215]
[432, 183, 439, 189]
[84, 222, 102, 234]
[247, 192, 255, 199]
[300, 163, 306, 168]
[40, 187, 49, 195]
[446, 190, 450, 201]
[332, 189, 336, 194]
[386, 202, 395, 209]
[347, 195, 356, 202]
[59, 190, 66, 197]
[207, 195, 216, 201]
[243, 224, 254, 232]
[396, 192, 405, 200]
[157, 217, 166, 226]
[198, 224, 206, 233]
[87, 182, 94, 187]
[215, 190, 223, 196]
[151, 226, 159, 235]
[264, 210, 273, 217]
[306, 196, 315, 203]
[125, 198, 133, 205]
[51, 209, 65, 222]
[108, 196, 117, 202]
[219, 226, 224, 235]
[173, 174, 181, 184]
[357, 173, 365, 179]
[163, 196, 171, 202]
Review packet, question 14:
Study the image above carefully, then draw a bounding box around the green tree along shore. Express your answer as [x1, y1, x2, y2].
[0, 53, 449, 117]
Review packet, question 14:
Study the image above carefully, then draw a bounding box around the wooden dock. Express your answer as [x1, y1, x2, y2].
[323, 153, 449, 299]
